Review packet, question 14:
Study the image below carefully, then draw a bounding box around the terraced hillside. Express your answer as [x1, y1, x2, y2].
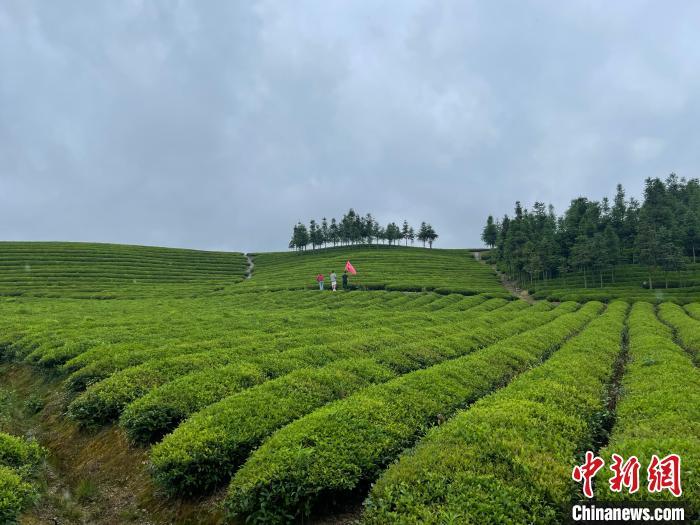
[0, 243, 697, 523]
[242, 246, 505, 296]
[0, 242, 248, 298]
[510, 261, 700, 304]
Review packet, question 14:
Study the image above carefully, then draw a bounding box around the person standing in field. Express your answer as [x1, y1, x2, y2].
[330, 271, 337, 291]
[316, 273, 324, 291]
[342, 270, 348, 290]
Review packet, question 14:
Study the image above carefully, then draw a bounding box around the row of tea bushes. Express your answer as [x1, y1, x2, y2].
[363, 301, 627, 523]
[224, 302, 601, 522]
[69, 298, 513, 427]
[149, 302, 552, 494]
[0, 241, 247, 298]
[598, 303, 699, 515]
[657, 302, 700, 362]
[120, 300, 521, 444]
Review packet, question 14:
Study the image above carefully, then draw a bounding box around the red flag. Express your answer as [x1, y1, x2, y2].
[345, 260, 357, 275]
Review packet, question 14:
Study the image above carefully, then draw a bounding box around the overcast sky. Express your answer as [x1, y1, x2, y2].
[1, 1, 699, 252]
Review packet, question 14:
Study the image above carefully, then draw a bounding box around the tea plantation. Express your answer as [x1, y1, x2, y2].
[0, 242, 697, 523]
[0, 241, 248, 298]
[520, 261, 700, 304]
[240, 246, 506, 295]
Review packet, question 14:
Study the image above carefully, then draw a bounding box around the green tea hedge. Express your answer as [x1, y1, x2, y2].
[363, 301, 627, 523]
[123, 299, 521, 444]
[224, 302, 600, 522]
[598, 302, 699, 515]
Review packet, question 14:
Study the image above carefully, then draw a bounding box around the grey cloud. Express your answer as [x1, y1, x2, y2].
[1, 1, 700, 252]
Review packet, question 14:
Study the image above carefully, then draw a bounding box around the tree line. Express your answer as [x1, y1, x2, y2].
[482, 174, 700, 289]
[289, 209, 438, 251]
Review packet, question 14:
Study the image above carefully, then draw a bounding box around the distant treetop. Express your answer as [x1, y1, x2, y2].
[483, 174, 700, 290]
[289, 209, 438, 250]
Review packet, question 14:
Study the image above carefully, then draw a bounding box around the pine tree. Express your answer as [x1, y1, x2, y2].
[291, 222, 309, 252]
[401, 220, 410, 246]
[570, 235, 593, 288]
[601, 225, 621, 283]
[417, 222, 428, 247]
[309, 220, 322, 250]
[288, 224, 298, 251]
[385, 222, 401, 245]
[377, 224, 387, 245]
[483, 175, 700, 288]
[329, 218, 339, 247]
[683, 181, 700, 262]
[364, 213, 375, 245]
[610, 184, 626, 240]
[636, 222, 662, 290]
[321, 217, 329, 248]
[426, 224, 438, 248]
[341, 210, 355, 245]
[481, 215, 498, 248]
[352, 211, 362, 244]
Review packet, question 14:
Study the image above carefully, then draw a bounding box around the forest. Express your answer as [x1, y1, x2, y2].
[289, 208, 438, 250]
[483, 174, 700, 289]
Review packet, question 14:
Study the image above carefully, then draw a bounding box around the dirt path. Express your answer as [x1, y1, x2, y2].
[245, 254, 254, 279]
[496, 270, 536, 304]
[473, 251, 535, 304]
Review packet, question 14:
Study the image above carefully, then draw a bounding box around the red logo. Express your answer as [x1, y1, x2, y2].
[647, 454, 682, 497]
[573, 452, 682, 498]
[572, 451, 606, 498]
[609, 454, 640, 494]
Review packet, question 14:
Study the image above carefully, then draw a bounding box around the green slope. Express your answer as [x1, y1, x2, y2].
[0, 242, 247, 298]
[242, 246, 505, 296]
[520, 262, 700, 303]
[0, 243, 505, 299]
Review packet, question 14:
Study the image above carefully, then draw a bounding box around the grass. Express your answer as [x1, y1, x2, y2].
[74, 478, 99, 503]
[0, 363, 225, 525]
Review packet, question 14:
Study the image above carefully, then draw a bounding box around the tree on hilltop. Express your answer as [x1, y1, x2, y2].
[481, 215, 498, 249]
[426, 224, 438, 248]
[289, 211, 438, 250]
[417, 222, 428, 247]
[321, 218, 329, 248]
[289, 223, 309, 251]
[329, 218, 339, 247]
[401, 220, 410, 246]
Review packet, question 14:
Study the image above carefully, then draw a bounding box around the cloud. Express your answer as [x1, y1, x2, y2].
[629, 137, 665, 163]
[1, 0, 699, 252]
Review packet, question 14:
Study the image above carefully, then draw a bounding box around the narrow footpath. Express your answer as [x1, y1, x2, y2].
[473, 251, 535, 304]
[245, 254, 254, 280]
